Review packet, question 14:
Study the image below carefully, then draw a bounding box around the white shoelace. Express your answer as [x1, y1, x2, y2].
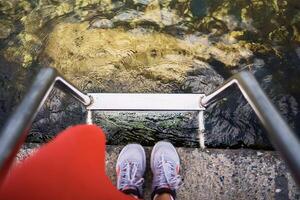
[153, 154, 183, 190]
[119, 161, 144, 190]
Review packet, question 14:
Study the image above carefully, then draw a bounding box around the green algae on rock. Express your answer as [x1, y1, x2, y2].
[0, 20, 14, 39]
[42, 22, 198, 91]
[41, 22, 254, 92]
[1, 0, 299, 69]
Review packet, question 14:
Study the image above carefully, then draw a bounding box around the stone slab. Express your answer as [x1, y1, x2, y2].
[17, 145, 300, 199]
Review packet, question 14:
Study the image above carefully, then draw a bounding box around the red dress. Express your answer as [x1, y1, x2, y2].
[0, 125, 135, 200]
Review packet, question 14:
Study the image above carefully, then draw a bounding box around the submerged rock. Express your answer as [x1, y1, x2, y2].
[41, 22, 196, 91]
[93, 111, 199, 147]
[41, 22, 254, 86]
[1, 0, 300, 149]
[90, 18, 114, 29]
[112, 10, 143, 25]
[133, 0, 151, 6]
[7, 20, 297, 148]
[296, 47, 300, 59]
[133, 4, 182, 28]
[0, 20, 14, 39]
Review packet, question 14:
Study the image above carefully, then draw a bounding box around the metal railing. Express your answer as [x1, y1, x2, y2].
[0, 67, 299, 185]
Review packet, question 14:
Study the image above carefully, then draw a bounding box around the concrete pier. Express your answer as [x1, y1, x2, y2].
[17, 144, 300, 199]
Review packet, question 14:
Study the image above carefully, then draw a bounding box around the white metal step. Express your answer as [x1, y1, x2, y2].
[87, 93, 206, 111]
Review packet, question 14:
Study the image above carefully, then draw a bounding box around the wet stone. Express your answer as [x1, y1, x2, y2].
[27, 89, 86, 143]
[133, 0, 152, 6]
[112, 10, 143, 25]
[132, 8, 182, 28]
[0, 20, 13, 39]
[90, 18, 114, 29]
[182, 66, 224, 94]
[93, 111, 199, 147]
[296, 47, 300, 59]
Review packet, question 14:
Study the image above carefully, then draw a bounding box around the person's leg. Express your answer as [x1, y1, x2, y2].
[154, 193, 173, 200]
[116, 144, 146, 199]
[151, 141, 183, 200]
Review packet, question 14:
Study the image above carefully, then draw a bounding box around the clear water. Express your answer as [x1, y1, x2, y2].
[0, 0, 299, 148]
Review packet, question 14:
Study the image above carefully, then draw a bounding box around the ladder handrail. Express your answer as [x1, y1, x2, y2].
[201, 71, 300, 184]
[0, 67, 91, 182]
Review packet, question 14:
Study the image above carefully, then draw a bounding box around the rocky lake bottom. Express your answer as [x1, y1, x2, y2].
[0, 0, 299, 149]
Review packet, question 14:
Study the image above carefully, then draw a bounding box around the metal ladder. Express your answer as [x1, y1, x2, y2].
[0, 67, 299, 185]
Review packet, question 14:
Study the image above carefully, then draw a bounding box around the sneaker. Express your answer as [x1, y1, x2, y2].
[151, 141, 183, 200]
[116, 144, 146, 199]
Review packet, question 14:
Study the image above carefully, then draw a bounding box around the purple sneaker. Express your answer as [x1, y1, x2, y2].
[151, 141, 183, 200]
[116, 144, 146, 199]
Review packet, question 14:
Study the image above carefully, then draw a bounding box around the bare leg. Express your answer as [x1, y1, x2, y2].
[154, 193, 173, 200]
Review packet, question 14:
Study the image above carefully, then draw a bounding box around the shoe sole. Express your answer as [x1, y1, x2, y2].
[116, 144, 146, 173]
[150, 141, 180, 172]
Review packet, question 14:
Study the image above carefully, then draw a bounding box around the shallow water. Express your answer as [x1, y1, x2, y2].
[0, 0, 299, 148]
